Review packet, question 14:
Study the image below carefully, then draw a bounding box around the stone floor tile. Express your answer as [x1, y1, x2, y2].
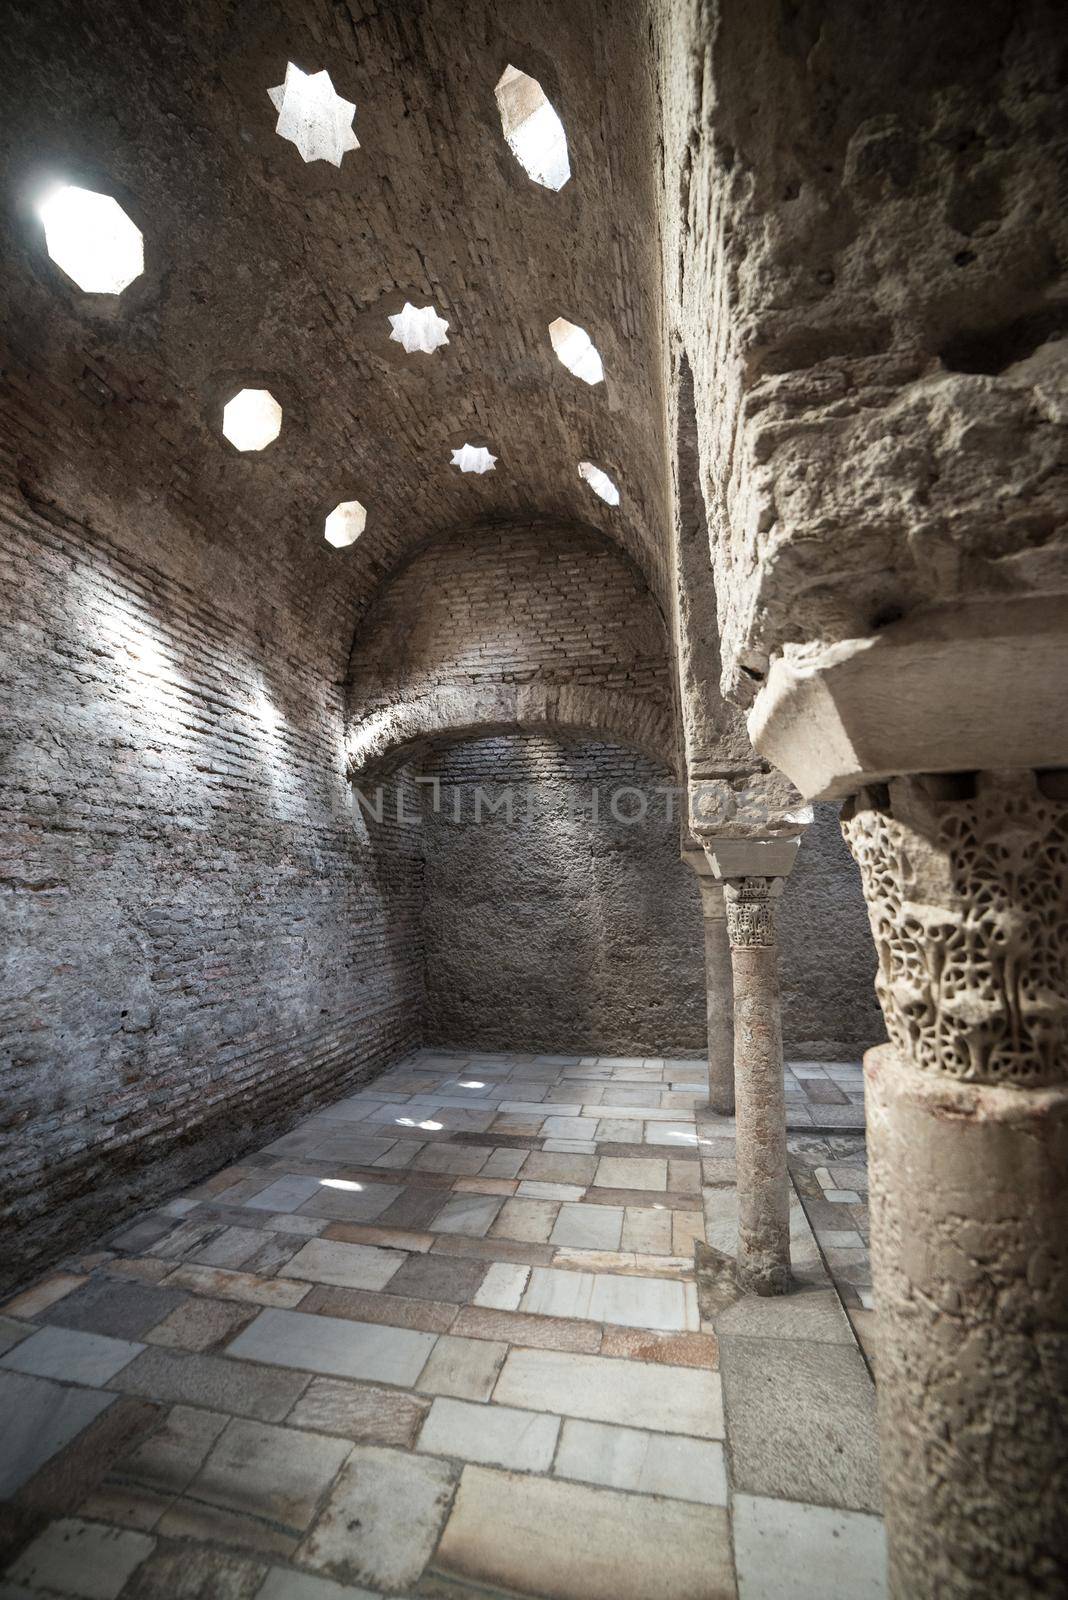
[432, 1465, 736, 1600]
[2, 1324, 143, 1387]
[320, 1221, 433, 1253]
[161, 1264, 309, 1309]
[555, 1417, 728, 1505]
[520, 1267, 695, 1332]
[643, 1122, 700, 1146]
[120, 1547, 266, 1599]
[0, 1315, 31, 1356]
[429, 1194, 504, 1237]
[189, 1226, 272, 1270]
[385, 1253, 486, 1304]
[452, 1176, 517, 1196]
[278, 1238, 406, 1291]
[241, 1174, 324, 1212]
[542, 1138, 599, 1154]
[6, 1517, 155, 1599]
[416, 1334, 507, 1400]
[719, 1336, 881, 1512]
[451, 1305, 603, 1354]
[599, 1326, 719, 1368]
[257, 1568, 382, 1600]
[158, 1417, 350, 1556]
[298, 1445, 456, 1591]
[1, 1273, 88, 1320]
[297, 1184, 406, 1224]
[716, 1287, 853, 1345]
[287, 1377, 430, 1447]
[112, 1346, 309, 1422]
[480, 1148, 529, 1178]
[226, 1307, 437, 1387]
[621, 1206, 673, 1255]
[549, 1203, 624, 1251]
[411, 1144, 491, 1176]
[519, 1152, 598, 1185]
[594, 1118, 643, 1143]
[494, 1347, 723, 1436]
[541, 1115, 599, 1139]
[472, 1262, 530, 1310]
[38, 1279, 186, 1342]
[516, 1180, 587, 1202]
[80, 1403, 229, 1530]
[0, 1371, 115, 1497]
[732, 1494, 886, 1599]
[418, 1395, 560, 1472]
[373, 1185, 447, 1230]
[668, 1160, 703, 1194]
[301, 1283, 457, 1335]
[500, 1099, 580, 1116]
[672, 1210, 705, 1256]
[489, 1198, 559, 1243]
[144, 1295, 255, 1353]
[432, 1234, 555, 1267]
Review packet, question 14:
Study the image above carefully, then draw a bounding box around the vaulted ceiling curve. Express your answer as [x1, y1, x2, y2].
[1, 0, 669, 670]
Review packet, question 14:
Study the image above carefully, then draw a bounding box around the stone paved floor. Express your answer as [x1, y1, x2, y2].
[0, 1050, 884, 1600]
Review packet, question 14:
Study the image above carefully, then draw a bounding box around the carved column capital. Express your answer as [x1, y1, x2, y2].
[724, 876, 779, 948]
[842, 769, 1068, 1088]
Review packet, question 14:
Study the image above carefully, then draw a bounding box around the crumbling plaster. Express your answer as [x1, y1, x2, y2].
[656, 0, 1068, 707]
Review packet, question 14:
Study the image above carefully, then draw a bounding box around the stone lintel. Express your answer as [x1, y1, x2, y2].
[702, 836, 802, 882]
[747, 593, 1068, 802]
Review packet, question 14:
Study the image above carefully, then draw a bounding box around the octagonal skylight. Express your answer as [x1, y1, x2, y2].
[222, 388, 282, 452]
[549, 318, 604, 385]
[495, 66, 570, 191]
[388, 302, 449, 355]
[324, 500, 367, 548]
[37, 185, 143, 295]
[268, 63, 359, 166]
[579, 461, 619, 506]
[451, 444, 497, 475]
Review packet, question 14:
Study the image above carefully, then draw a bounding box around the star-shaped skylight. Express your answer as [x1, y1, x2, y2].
[451, 444, 497, 475]
[578, 461, 619, 505]
[388, 302, 450, 355]
[268, 63, 359, 167]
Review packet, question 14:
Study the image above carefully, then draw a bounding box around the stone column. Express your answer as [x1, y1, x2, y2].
[841, 770, 1068, 1599]
[723, 875, 790, 1295]
[699, 879, 735, 1115]
[682, 846, 736, 1114]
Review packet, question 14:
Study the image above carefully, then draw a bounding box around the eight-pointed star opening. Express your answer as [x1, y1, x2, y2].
[388, 303, 450, 355]
[268, 63, 359, 166]
[451, 444, 497, 475]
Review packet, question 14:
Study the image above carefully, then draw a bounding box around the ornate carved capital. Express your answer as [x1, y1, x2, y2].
[842, 770, 1068, 1087]
[724, 877, 778, 948]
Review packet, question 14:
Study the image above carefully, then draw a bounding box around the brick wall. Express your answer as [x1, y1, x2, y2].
[418, 735, 707, 1054]
[415, 735, 883, 1058]
[0, 486, 425, 1290]
[348, 524, 672, 719]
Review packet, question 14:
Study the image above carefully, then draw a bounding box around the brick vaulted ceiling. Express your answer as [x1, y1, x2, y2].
[0, 0, 670, 674]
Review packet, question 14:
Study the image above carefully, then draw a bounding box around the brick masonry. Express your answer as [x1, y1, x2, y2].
[0, 487, 426, 1290]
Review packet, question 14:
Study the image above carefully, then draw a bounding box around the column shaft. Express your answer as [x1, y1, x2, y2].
[700, 883, 735, 1114]
[843, 771, 1068, 1598]
[725, 878, 790, 1295]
